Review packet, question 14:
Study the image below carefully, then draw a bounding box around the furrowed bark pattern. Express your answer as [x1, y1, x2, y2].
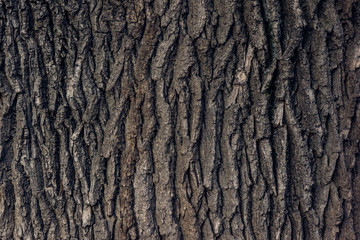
[0, 0, 359, 239]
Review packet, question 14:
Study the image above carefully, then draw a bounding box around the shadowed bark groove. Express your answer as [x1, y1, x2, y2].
[0, 0, 359, 239]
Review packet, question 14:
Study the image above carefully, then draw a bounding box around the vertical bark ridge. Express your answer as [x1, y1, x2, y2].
[133, 4, 160, 238]
[152, 1, 183, 239]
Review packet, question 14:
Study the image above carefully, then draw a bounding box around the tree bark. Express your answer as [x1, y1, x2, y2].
[0, 0, 359, 239]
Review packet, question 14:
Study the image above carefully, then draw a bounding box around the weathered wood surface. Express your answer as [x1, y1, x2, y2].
[0, 0, 359, 239]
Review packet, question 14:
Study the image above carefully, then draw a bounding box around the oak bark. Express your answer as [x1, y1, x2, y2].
[0, 0, 359, 239]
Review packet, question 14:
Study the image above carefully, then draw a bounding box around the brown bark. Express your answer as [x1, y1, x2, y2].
[0, 0, 359, 239]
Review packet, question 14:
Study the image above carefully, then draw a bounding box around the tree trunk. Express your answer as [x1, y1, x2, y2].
[0, 0, 359, 239]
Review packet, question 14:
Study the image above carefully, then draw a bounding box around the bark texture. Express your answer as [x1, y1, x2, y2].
[0, 0, 359, 239]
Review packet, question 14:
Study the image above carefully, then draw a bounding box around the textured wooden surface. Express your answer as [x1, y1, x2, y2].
[0, 0, 359, 239]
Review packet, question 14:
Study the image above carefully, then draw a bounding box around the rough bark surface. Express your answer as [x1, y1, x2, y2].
[0, 0, 359, 239]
